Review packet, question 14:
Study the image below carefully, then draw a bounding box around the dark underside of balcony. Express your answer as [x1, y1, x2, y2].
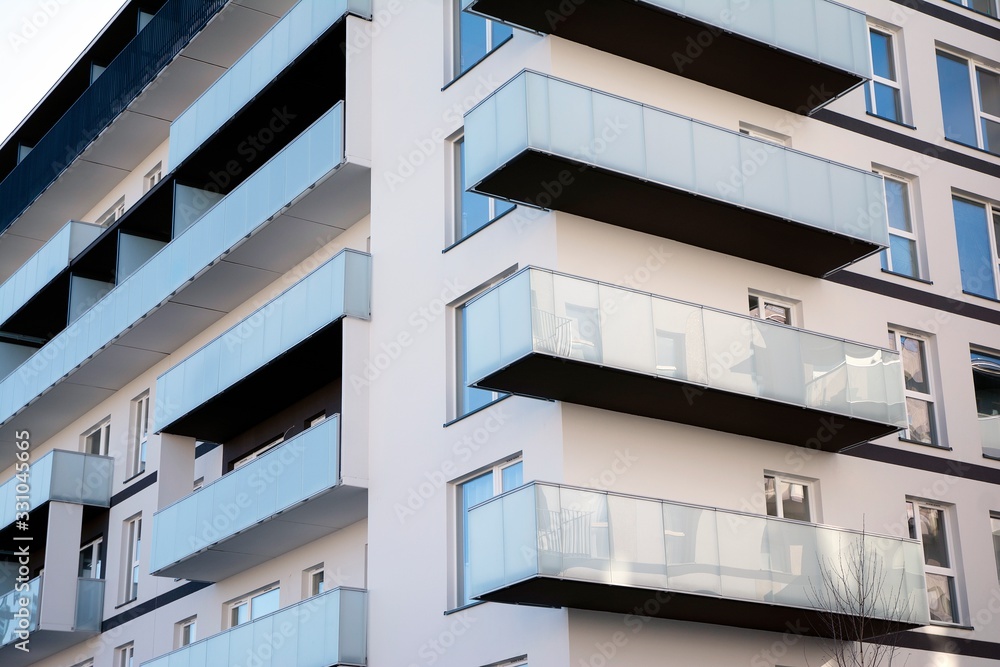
[159, 321, 344, 442]
[477, 576, 922, 640]
[473, 353, 900, 452]
[465, 0, 863, 113]
[475, 150, 882, 278]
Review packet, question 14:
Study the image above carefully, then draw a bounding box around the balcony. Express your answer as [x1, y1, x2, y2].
[461, 0, 870, 113]
[469, 482, 929, 637]
[0, 577, 104, 667]
[141, 588, 367, 667]
[465, 72, 889, 277]
[151, 416, 366, 581]
[0, 221, 102, 330]
[0, 450, 112, 533]
[465, 269, 905, 451]
[982, 415, 1000, 459]
[0, 103, 370, 468]
[170, 0, 371, 166]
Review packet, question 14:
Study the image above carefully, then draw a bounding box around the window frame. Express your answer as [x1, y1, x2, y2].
[763, 472, 815, 523]
[79, 537, 103, 579]
[907, 499, 962, 625]
[128, 391, 150, 478]
[748, 293, 797, 326]
[972, 348, 1000, 459]
[992, 512, 1000, 583]
[888, 329, 939, 446]
[114, 642, 134, 667]
[453, 3, 513, 78]
[226, 584, 280, 629]
[144, 163, 162, 193]
[97, 196, 126, 226]
[175, 616, 197, 648]
[121, 515, 142, 604]
[877, 172, 923, 279]
[946, 0, 999, 18]
[937, 48, 1000, 155]
[82, 418, 111, 456]
[304, 563, 326, 597]
[452, 135, 515, 245]
[865, 26, 905, 124]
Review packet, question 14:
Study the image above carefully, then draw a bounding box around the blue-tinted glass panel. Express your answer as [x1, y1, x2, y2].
[462, 471, 495, 603]
[885, 179, 911, 232]
[953, 197, 997, 299]
[460, 11, 488, 73]
[865, 83, 875, 115]
[983, 118, 1000, 155]
[461, 302, 497, 414]
[888, 234, 918, 277]
[459, 139, 514, 240]
[874, 83, 902, 122]
[492, 21, 513, 44]
[501, 462, 523, 492]
[870, 31, 895, 80]
[937, 52, 978, 146]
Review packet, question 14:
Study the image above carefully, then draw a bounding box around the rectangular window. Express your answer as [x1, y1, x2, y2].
[907, 500, 960, 624]
[992, 514, 1000, 583]
[972, 349, 1000, 458]
[455, 5, 512, 76]
[82, 418, 111, 456]
[748, 294, 795, 325]
[228, 585, 279, 628]
[878, 175, 921, 278]
[937, 50, 1000, 156]
[457, 297, 507, 417]
[79, 538, 103, 579]
[866, 28, 904, 123]
[457, 457, 523, 606]
[121, 515, 141, 603]
[304, 564, 325, 597]
[97, 197, 126, 226]
[953, 195, 999, 299]
[144, 163, 162, 193]
[945, 0, 998, 17]
[764, 473, 813, 522]
[455, 137, 514, 242]
[888, 330, 937, 446]
[128, 392, 150, 477]
[175, 617, 196, 648]
[115, 643, 134, 667]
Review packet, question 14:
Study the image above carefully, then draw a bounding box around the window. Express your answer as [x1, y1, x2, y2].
[121, 515, 141, 603]
[307, 411, 327, 428]
[144, 163, 162, 193]
[888, 330, 937, 446]
[865, 28, 904, 123]
[878, 175, 921, 278]
[748, 294, 795, 325]
[233, 434, 285, 470]
[175, 617, 196, 648]
[82, 418, 111, 456]
[972, 349, 1000, 458]
[97, 197, 126, 226]
[193, 477, 204, 491]
[79, 538, 102, 579]
[114, 643, 134, 667]
[455, 136, 514, 242]
[937, 50, 1000, 156]
[945, 0, 998, 18]
[455, 4, 512, 76]
[763, 473, 812, 522]
[907, 500, 960, 624]
[457, 296, 508, 417]
[128, 392, 150, 477]
[457, 457, 523, 606]
[953, 195, 1000, 299]
[228, 585, 279, 628]
[992, 514, 1000, 582]
[304, 564, 325, 596]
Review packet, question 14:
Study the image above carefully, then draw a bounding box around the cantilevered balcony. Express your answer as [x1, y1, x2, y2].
[154, 248, 371, 440]
[0, 450, 112, 533]
[469, 482, 929, 637]
[461, 0, 871, 113]
[150, 416, 365, 581]
[0, 103, 369, 467]
[465, 72, 890, 277]
[141, 588, 367, 667]
[0, 577, 104, 667]
[465, 269, 906, 450]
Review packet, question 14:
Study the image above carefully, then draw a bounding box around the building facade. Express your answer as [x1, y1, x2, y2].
[0, 0, 999, 665]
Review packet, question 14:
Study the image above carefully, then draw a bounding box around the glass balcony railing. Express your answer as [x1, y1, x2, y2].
[141, 588, 367, 667]
[465, 72, 889, 276]
[170, 0, 371, 165]
[153, 249, 370, 432]
[151, 416, 341, 575]
[0, 577, 104, 648]
[0, 103, 347, 430]
[469, 482, 929, 635]
[982, 415, 1000, 459]
[461, 0, 870, 113]
[465, 269, 906, 448]
[0, 0, 229, 235]
[0, 450, 113, 530]
[0, 221, 102, 327]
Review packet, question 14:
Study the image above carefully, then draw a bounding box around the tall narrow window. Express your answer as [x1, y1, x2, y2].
[953, 195, 999, 299]
[228, 586, 279, 628]
[879, 175, 921, 278]
[455, 136, 514, 242]
[79, 538, 103, 579]
[907, 500, 960, 624]
[175, 617, 197, 648]
[82, 418, 111, 456]
[115, 642, 134, 667]
[304, 564, 325, 597]
[455, 4, 512, 75]
[972, 349, 1000, 459]
[866, 29, 904, 123]
[144, 163, 162, 193]
[992, 513, 1000, 582]
[129, 392, 150, 477]
[937, 50, 1000, 155]
[457, 457, 522, 606]
[888, 330, 937, 446]
[121, 515, 141, 603]
[764, 473, 813, 522]
[457, 292, 509, 418]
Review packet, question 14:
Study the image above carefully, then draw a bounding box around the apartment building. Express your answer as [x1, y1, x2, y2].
[0, 0, 998, 665]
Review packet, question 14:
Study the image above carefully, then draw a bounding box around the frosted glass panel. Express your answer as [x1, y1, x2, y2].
[0, 450, 113, 530]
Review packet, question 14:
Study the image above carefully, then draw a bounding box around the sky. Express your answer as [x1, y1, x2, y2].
[0, 0, 129, 144]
